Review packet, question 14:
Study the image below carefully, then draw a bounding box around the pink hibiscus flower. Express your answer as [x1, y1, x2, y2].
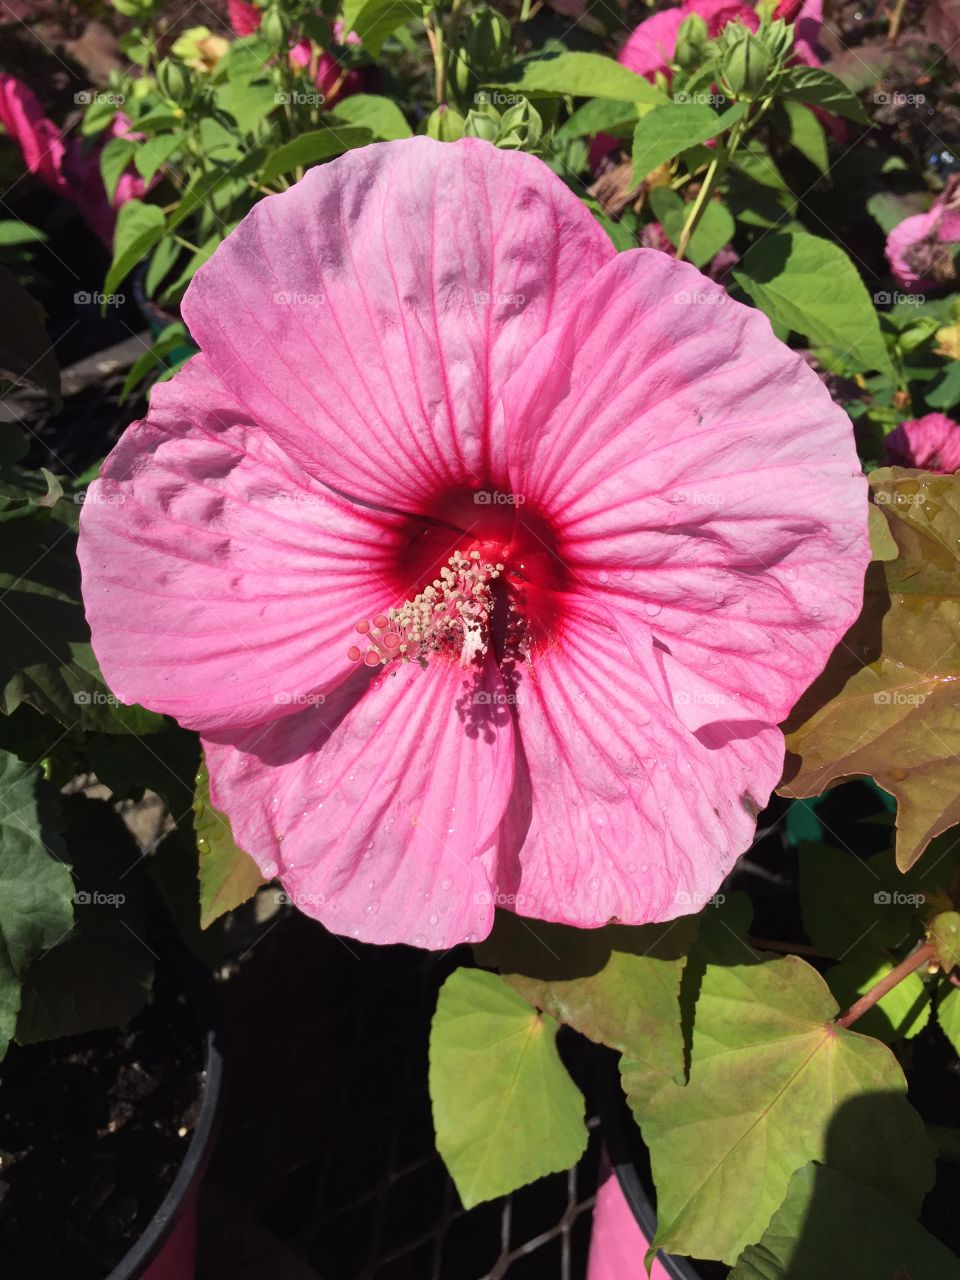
[884, 413, 960, 472]
[886, 181, 960, 291]
[78, 138, 869, 948]
[0, 74, 145, 244]
[620, 0, 758, 82]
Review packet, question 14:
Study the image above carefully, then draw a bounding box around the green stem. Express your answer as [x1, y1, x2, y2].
[424, 6, 447, 106]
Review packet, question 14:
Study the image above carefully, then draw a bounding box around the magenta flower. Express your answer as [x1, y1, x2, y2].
[78, 139, 868, 947]
[227, 2, 364, 107]
[619, 0, 758, 82]
[885, 184, 960, 292]
[0, 75, 145, 245]
[884, 413, 960, 473]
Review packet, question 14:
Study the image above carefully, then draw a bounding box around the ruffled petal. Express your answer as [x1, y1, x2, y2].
[203, 654, 515, 947]
[79, 355, 411, 732]
[503, 249, 869, 727]
[498, 599, 783, 926]
[182, 136, 613, 512]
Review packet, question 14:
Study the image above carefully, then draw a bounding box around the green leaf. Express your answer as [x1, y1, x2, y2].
[261, 127, 373, 184]
[937, 984, 960, 1054]
[429, 966, 588, 1208]
[0, 220, 47, 246]
[0, 508, 165, 733]
[798, 842, 916, 960]
[488, 52, 667, 104]
[927, 360, 960, 410]
[866, 190, 930, 236]
[340, 0, 419, 56]
[0, 266, 60, 400]
[642, 954, 934, 1263]
[729, 1163, 960, 1280]
[632, 102, 745, 184]
[775, 64, 870, 124]
[15, 795, 153, 1043]
[194, 758, 263, 929]
[827, 951, 929, 1043]
[476, 911, 696, 1117]
[119, 322, 190, 401]
[782, 470, 960, 872]
[930, 910, 960, 971]
[331, 93, 412, 140]
[133, 132, 182, 183]
[104, 199, 166, 297]
[100, 136, 135, 203]
[650, 187, 734, 269]
[781, 100, 828, 173]
[733, 231, 894, 376]
[0, 751, 74, 1058]
[554, 98, 639, 144]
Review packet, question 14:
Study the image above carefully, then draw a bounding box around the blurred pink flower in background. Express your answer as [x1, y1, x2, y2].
[884, 413, 960, 472]
[227, 2, 365, 106]
[79, 138, 869, 949]
[886, 182, 960, 291]
[0, 73, 146, 244]
[619, 0, 758, 82]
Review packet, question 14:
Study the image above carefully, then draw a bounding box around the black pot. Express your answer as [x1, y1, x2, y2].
[106, 1019, 222, 1280]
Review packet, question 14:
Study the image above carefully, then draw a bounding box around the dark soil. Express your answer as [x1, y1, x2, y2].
[0, 954, 207, 1279]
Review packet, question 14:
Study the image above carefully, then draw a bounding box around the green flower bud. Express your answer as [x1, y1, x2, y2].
[496, 97, 542, 151]
[260, 5, 292, 47]
[156, 57, 193, 104]
[465, 7, 511, 76]
[425, 105, 465, 142]
[718, 27, 772, 100]
[463, 108, 500, 141]
[674, 13, 708, 70]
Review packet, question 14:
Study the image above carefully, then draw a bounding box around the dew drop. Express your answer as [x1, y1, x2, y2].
[428, 913, 439, 926]
[643, 601, 663, 617]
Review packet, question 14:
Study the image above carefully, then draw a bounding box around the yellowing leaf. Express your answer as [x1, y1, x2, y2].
[782, 469, 960, 872]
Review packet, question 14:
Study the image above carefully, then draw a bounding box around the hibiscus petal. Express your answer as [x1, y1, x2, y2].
[498, 599, 783, 926]
[503, 249, 870, 726]
[182, 137, 613, 512]
[203, 654, 515, 947]
[79, 355, 411, 731]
